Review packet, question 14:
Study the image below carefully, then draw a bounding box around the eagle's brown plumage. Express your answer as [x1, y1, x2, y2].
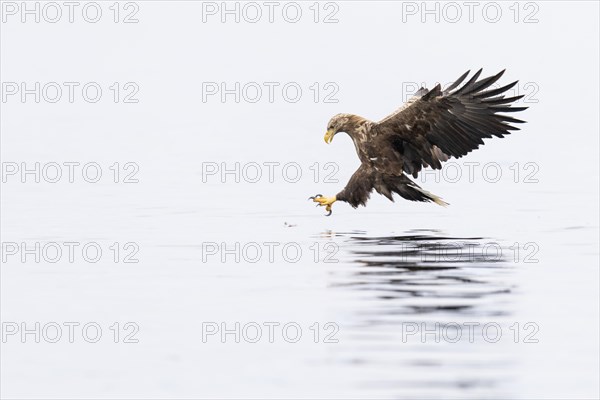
[320, 69, 527, 211]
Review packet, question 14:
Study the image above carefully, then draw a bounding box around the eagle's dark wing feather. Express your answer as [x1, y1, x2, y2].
[373, 69, 527, 178]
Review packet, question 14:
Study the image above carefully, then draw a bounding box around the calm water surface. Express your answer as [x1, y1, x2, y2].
[2, 186, 598, 398]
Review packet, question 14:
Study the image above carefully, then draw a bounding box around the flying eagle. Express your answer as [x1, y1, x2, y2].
[310, 69, 527, 216]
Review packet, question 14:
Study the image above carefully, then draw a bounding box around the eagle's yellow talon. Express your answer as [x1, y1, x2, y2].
[310, 195, 337, 216]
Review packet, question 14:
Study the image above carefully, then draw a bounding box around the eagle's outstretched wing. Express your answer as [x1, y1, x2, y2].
[373, 69, 527, 178]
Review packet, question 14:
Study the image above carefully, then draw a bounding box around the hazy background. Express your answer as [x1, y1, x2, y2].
[1, 1, 599, 399]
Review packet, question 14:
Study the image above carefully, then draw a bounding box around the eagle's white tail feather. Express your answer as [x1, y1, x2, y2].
[413, 186, 449, 207]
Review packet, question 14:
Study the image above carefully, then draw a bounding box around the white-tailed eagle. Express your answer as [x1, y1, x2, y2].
[310, 69, 527, 216]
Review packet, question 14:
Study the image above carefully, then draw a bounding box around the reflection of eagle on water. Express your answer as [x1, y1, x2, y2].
[310, 69, 527, 216]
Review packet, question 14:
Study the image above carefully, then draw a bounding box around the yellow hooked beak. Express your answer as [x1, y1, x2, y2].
[324, 128, 335, 144]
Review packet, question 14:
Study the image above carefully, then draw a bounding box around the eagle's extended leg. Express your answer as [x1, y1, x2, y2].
[308, 194, 337, 216]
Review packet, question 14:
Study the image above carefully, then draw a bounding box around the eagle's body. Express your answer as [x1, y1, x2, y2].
[311, 69, 527, 215]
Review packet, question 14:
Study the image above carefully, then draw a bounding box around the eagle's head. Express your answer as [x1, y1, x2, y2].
[324, 113, 359, 144]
